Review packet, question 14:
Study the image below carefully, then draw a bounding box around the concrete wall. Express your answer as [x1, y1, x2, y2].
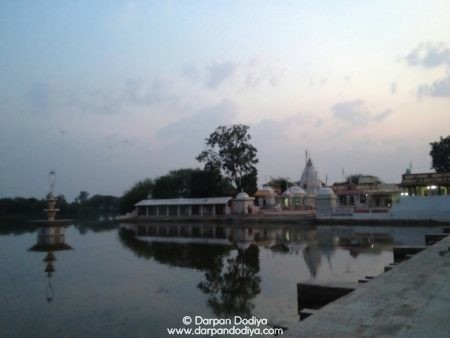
[390, 195, 450, 221]
[317, 195, 450, 222]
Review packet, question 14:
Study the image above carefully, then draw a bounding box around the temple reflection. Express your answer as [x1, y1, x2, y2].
[118, 222, 397, 322]
[29, 225, 72, 303]
[316, 226, 393, 258]
[119, 223, 394, 267]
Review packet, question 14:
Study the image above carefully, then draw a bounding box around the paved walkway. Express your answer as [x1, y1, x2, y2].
[286, 235, 450, 337]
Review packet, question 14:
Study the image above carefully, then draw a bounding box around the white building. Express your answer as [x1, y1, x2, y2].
[281, 185, 306, 209]
[135, 197, 233, 217]
[135, 193, 257, 217]
[231, 191, 256, 214]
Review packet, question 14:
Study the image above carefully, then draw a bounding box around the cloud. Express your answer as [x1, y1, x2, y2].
[66, 90, 121, 115]
[332, 100, 366, 123]
[309, 76, 327, 87]
[390, 82, 397, 95]
[252, 113, 307, 142]
[245, 66, 285, 88]
[417, 74, 450, 98]
[157, 100, 237, 142]
[331, 100, 392, 125]
[182, 63, 201, 82]
[206, 61, 237, 88]
[121, 78, 177, 106]
[26, 83, 57, 115]
[373, 109, 393, 122]
[25, 77, 180, 117]
[183, 57, 284, 89]
[406, 42, 450, 67]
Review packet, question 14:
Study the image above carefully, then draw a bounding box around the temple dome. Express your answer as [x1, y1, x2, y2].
[317, 187, 336, 197]
[235, 191, 251, 200]
[283, 185, 305, 196]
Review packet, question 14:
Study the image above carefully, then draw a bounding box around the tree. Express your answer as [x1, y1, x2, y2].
[265, 177, 293, 193]
[190, 168, 234, 198]
[430, 136, 450, 172]
[197, 124, 258, 194]
[152, 174, 184, 199]
[119, 178, 154, 213]
[75, 191, 89, 204]
[86, 195, 119, 212]
[153, 168, 234, 199]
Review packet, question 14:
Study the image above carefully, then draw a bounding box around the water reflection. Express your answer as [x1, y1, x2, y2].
[29, 225, 72, 303]
[119, 231, 231, 271]
[317, 226, 394, 258]
[303, 244, 322, 278]
[198, 245, 261, 317]
[0, 222, 441, 337]
[118, 223, 398, 280]
[119, 223, 398, 320]
[118, 224, 289, 318]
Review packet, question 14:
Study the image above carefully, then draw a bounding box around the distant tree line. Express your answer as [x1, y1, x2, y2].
[0, 193, 120, 219]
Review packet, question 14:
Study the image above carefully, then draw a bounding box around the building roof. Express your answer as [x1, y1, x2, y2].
[254, 187, 276, 197]
[135, 197, 232, 207]
[401, 172, 450, 187]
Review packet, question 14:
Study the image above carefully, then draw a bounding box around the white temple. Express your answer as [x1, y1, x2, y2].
[299, 158, 322, 196]
[298, 157, 322, 208]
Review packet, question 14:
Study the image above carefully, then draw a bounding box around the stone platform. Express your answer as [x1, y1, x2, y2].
[286, 235, 450, 337]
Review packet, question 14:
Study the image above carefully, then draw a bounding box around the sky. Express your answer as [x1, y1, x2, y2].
[1, 1, 450, 201]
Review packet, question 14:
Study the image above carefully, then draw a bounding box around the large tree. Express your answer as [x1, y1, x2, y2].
[190, 168, 234, 198]
[152, 169, 193, 199]
[152, 168, 234, 199]
[430, 136, 450, 172]
[197, 124, 258, 194]
[119, 178, 154, 213]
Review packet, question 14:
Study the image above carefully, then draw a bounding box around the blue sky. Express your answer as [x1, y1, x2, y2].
[1, 1, 450, 200]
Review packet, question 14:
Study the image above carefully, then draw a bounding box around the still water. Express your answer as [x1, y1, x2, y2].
[0, 222, 441, 337]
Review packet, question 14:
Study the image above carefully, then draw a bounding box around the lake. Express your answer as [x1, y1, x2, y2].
[0, 221, 441, 337]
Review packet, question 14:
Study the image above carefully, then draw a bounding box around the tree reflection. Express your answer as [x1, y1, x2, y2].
[198, 245, 261, 317]
[118, 228, 231, 270]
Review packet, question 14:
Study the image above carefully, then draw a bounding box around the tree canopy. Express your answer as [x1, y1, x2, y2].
[119, 178, 154, 213]
[152, 168, 233, 199]
[197, 124, 258, 195]
[430, 135, 450, 172]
